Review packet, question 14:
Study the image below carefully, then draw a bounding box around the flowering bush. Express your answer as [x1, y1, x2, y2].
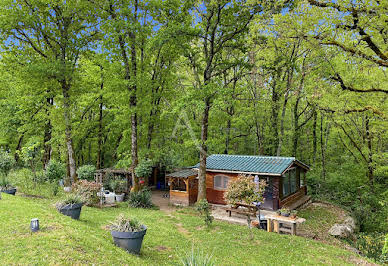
[72, 180, 102, 206]
[224, 174, 267, 206]
[224, 174, 267, 239]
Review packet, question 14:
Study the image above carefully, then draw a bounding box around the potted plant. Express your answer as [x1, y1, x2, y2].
[0, 176, 16, 195]
[116, 180, 127, 202]
[109, 179, 125, 202]
[280, 207, 291, 217]
[290, 210, 298, 219]
[109, 214, 147, 254]
[56, 194, 84, 220]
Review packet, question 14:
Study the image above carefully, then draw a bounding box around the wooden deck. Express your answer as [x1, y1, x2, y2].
[283, 195, 311, 210]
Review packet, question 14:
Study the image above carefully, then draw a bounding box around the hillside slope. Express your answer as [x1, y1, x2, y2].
[0, 193, 372, 265]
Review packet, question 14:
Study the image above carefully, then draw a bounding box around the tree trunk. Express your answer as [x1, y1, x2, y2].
[15, 133, 24, 163]
[97, 67, 104, 170]
[198, 98, 210, 201]
[365, 117, 374, 189]
[62, 83, 77, 184]
[312, 108, 318, 165]
[42, 97, 53, 169]
[293, 96, 300, 157]
[224, 118, 231, 154]
[277, 90, 289, 156]
[130, 1, 139, 192]
[271, 82, 280, 155]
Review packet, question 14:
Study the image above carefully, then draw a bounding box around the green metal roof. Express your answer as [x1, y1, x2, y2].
[166, 169, 198, 178]
[192, 154, 309, 175]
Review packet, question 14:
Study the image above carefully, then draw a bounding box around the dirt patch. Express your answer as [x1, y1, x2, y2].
[19, 193, 46, 199]
[155, 246, 172, 252]
[151, 190, 176, 214]
[176, 223, 191, 237]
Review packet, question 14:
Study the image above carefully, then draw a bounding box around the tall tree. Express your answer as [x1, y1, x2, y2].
[0, 0, 99, 183]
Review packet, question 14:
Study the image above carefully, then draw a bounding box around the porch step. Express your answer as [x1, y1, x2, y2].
[284, 195, 311, 210]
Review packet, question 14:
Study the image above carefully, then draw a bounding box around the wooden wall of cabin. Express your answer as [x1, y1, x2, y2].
[205, 172, 239, 204]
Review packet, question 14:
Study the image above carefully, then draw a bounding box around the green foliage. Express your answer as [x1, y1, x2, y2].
[109, 214, 143, 233]
[180, 247, 215, 266]
[280, 208, 291, 215]
[356, 233, 388, 264]
[135, 160, 153, 178]
[76, 165, 96, 181]
[127, 189, 155, 209]
[19, 138, 41, 168]
[195, 199, 214, 228]
[45, 160, 66, 182]
[8, 168, 61, 198]
[0, 175, 13, 190]
[0, 149, 14, 176]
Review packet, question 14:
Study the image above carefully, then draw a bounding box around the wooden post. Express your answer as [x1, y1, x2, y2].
[267, 219, 273, 232]
[273, 220, 279, 233]
[291, 223, 296, 235]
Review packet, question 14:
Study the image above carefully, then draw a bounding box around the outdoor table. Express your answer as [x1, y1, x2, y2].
[265, 213, 305, 235]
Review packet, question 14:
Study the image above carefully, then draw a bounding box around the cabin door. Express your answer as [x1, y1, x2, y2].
[262, 177, 274, 210]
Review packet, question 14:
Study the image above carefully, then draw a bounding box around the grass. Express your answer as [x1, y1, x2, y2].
[0, 193, 370, 265]
[298, 202, 348, 246]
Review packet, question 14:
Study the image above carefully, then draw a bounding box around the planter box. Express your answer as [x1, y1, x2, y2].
[105, 193, 115, 204]
[115, 193, 125, 202]
[111, 226, 147, 254]
[58, 203, 83, 220]
[1, 188, 16, 195]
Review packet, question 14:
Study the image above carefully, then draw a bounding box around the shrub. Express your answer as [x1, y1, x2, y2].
[356, 232, 388, 263]
[195, 199, 214, 227]
[0, 149, 15, 176]
[180, 247, 215, 266]
[0, 176, 13, 190]
[135, 159, 153, 179]
[72, 180, 102, 206]
[109, 214, 143, 232]
[56, 193, 84, 210]
[77, 165, 96, 180]
[45, 160, 66, 182]
[128, 189, 154, 209]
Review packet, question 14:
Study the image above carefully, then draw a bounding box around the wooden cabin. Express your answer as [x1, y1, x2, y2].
[168, 154, 310, 210]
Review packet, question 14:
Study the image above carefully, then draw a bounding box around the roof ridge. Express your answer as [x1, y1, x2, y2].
[210, 154, 295, 159]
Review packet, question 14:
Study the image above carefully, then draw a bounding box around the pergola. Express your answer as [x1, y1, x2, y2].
[94, 168, 133, 193]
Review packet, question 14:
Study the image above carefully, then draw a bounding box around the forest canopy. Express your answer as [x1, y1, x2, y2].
[0, 0, 386, 243]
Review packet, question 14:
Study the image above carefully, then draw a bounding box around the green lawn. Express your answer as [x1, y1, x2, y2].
[0, 193, 368, 265]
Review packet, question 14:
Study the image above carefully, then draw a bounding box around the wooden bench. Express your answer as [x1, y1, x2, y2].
[225, 203, 257, 217]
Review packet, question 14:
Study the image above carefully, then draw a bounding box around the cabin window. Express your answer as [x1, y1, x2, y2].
[214, 175, 229, 190]
[300, 171, 306, 187]
[282, 168, 298, 198]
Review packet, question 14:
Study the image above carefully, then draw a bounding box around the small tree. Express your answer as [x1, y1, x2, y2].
[0, 149, 15, 177]
[225, 174, 267, 240]
[196, 199, 214, 228]
[20, 139, 41, 182]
